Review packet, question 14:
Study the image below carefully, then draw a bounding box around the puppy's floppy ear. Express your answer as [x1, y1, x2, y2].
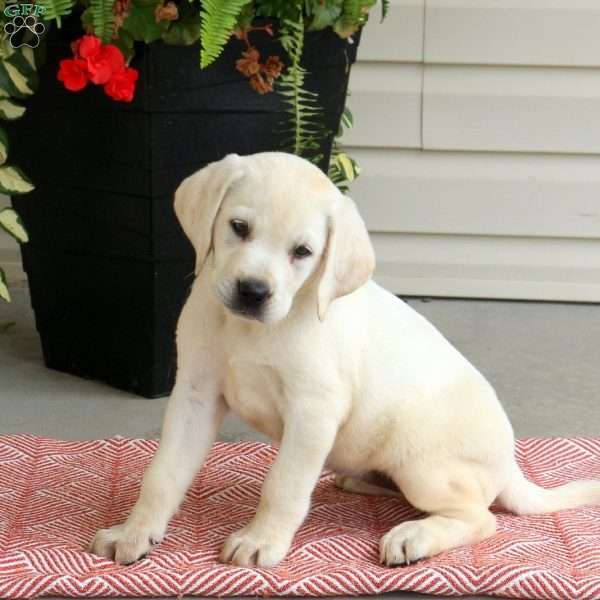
[174, 153, 244, 274]
[317, 196, 375, 320]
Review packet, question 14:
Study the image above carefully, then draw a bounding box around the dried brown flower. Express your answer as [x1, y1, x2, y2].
[263, 55, 283, 79]
[235, 48, 261, 77]
[154, 1, 178, 23]
[112, 0, 130, 16]
[112, 0, 131, 35]
[236, 46, 283, 96]
[249, 72, 273, 95]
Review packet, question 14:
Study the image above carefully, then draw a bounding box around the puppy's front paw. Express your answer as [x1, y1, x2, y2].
[89, 522, 164, 565]
[379, 520, 435, 567]
[220, 526, 291, 567]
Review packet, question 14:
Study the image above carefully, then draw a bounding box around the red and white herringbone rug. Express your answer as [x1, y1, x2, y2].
[0, 435, 599, 599]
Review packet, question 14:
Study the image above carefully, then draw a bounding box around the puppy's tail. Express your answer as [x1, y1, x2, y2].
[498, 464, 600, 516]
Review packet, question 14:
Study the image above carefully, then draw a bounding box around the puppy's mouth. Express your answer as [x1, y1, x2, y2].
[226, 303, 266, 322]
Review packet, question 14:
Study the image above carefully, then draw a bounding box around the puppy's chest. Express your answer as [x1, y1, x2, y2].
[223, 357, 286, 441]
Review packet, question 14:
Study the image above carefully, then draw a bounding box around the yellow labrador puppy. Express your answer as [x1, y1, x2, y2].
[91, 152, 600, 567]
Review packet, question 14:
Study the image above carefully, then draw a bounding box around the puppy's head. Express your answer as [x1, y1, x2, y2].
[175, 152, 374, 324]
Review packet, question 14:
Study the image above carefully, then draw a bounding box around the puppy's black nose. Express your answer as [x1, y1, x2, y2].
[237, 278, 271, 306]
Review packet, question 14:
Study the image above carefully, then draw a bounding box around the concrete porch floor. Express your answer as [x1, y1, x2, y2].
[0, 280, 599, 600]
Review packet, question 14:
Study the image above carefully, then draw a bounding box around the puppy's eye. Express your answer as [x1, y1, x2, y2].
[293, 245, 312, 259]
[230, 219, 249, 239]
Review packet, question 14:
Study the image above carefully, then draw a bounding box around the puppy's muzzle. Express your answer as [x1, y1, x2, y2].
[233, 278, 272, 317]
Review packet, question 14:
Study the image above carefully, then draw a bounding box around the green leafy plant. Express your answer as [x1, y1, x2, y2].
[0, 38, 36, 301]
[328, 106, 360, 193]
[0, 0, 388, 301]
[0, 206, 30, 301]
[333, 0, 376, 38]
[381, 0, 390, 20]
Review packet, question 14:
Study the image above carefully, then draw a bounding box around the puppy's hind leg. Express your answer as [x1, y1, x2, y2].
[380, 461, 498, 566]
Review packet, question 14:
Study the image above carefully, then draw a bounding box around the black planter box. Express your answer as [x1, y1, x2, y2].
[10, 24, 360, 397]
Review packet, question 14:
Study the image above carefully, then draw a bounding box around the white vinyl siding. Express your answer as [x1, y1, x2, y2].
[423, 66, 600, 154]
[344, 63, 422, 148]
[347, 0, 600, 301]
[425, 0, 600, 67]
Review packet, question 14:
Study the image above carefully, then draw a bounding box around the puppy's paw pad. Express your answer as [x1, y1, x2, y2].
[220, 528, 290, 567]
[89, 523, 163, 565]
[380, 520, 435, 567]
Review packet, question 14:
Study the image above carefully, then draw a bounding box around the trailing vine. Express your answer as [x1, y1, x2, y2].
[381, 0, 390, 20]
[277, 17, 326, 165]
[328, 105, 360, 193]
[0, 38, 35, 301]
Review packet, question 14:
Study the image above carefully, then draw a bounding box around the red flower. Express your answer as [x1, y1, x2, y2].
[104, 67, 139, 102]
[87, 44, 125, 84]
[59, 34, 136, 102]
[57, 58, 89, 92]
[72, 34, 102, 59]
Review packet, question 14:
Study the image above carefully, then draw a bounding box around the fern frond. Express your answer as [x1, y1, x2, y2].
[90, 0, 115, 43]
[39, 0, 75, 27]
[277, 18, 327, 164]
[200, 0, 251, 68]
